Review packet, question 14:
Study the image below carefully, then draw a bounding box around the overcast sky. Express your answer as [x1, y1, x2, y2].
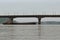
[0, 0, 60, 15]
[0, 0, 59, 2]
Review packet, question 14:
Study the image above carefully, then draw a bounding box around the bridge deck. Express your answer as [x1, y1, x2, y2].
[0, 15, 60, 18]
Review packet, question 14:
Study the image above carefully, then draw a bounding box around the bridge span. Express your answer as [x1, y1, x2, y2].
[0, 15, 60, 24]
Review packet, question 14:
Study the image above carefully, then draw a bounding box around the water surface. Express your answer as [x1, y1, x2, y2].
[0, 24, 60, 40]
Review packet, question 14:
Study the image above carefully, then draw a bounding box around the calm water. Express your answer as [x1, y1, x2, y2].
[0, 24, 60, 40]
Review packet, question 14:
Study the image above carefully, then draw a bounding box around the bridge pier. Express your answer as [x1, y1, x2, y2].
[38, 17, 44, 24]
[38, 17, 41, 24]
[4, 17, 14, 24]
[8, 17, 14, 24]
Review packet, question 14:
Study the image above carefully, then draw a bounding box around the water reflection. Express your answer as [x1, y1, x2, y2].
[0, 25, 40, 40]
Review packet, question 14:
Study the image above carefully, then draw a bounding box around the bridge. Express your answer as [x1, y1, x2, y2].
[0, 15, 60, 24]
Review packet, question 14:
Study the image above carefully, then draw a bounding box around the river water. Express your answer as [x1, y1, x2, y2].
[0, 24, 60, 40]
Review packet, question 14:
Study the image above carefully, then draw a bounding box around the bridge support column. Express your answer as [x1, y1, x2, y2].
[7, 17, 14, 24]
[4, 17, 14, 24]
[38, 17, 41, 24]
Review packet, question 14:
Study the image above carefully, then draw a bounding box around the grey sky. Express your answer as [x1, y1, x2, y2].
[0, 0, 59, 2]
[0, 0, 60, 15]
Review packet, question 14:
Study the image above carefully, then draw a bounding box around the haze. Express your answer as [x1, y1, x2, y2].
[0, 0, 60, 15]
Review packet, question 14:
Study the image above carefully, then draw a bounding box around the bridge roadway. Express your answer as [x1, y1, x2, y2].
[0, 15, 60, 24]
